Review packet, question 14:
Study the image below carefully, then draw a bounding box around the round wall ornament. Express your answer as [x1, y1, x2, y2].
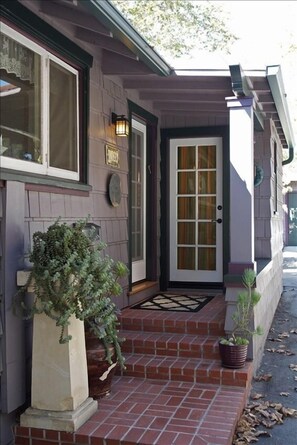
[108, 173, 121, 207]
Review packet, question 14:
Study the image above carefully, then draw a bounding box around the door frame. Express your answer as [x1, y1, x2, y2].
[128, 101, 159, 289]
[160, 126, 230, 290]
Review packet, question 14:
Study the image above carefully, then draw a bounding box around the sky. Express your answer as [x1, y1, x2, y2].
[172, 0, 297, 147]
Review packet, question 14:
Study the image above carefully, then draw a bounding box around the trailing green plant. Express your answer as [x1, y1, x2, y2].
[220, 269, 263, 346]
[14, 219, 128, 368]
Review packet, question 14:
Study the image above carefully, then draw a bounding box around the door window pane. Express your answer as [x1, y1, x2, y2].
[198, 222, 216, 245]
[178, 247, 195, 270]
[198, 196, 216, 219]
[50, 60, 77, 171]
[178, 171, 196, 194]
[198, 171, 216, 194]
[178, 222, 195, 244]
[198, 247, 216, 270]
[178, 145, 195, 169]
[178, 197, 196, 219]
[198, 145, 216, 168]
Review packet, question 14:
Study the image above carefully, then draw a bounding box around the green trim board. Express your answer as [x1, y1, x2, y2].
[160, 126, 230, 291]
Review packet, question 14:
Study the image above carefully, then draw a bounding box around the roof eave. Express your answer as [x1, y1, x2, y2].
[79, 0, 173, 77]
[266, 65, 295, 153]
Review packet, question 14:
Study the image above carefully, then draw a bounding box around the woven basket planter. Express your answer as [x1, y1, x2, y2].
[219, 342, 248, 369]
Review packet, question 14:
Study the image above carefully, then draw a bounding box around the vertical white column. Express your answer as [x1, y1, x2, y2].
[224, 97, 256, 359]
[227, 96, 255, 268]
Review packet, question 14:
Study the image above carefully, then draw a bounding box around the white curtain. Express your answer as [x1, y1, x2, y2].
[0, 33, 35, 83]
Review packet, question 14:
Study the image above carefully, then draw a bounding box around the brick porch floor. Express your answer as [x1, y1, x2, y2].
[14, 294, 253, 445]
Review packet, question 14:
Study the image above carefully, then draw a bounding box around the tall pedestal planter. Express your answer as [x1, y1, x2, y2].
[17, 287, 97, 432]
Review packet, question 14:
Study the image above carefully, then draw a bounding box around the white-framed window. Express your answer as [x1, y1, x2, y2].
[0, 23, 79, 180]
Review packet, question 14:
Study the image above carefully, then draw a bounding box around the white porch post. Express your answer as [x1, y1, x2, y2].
[224, 97, 256, 356]
[227, 96, 255, 267]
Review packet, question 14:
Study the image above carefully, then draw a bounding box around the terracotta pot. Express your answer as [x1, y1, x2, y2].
[85, 330, 117, 399]
[219, 343, 248, 369]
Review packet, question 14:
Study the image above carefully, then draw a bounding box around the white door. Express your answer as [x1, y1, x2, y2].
[131, 118, 147, 283]
[169, 137, 223, 282]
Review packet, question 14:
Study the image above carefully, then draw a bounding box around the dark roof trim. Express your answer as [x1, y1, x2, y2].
[266, 65, 295, 162]
[229, 64, 264, 131]
[79, 0, 173, 77]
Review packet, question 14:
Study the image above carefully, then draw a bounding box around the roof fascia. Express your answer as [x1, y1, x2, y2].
[79, 0, 173, 77]
[266, 65, 295, 156]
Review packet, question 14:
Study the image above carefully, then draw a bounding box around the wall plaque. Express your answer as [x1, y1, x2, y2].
[105, 144, 120, 168]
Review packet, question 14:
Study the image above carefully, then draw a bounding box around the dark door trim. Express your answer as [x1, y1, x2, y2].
[160, 126, 230, 290]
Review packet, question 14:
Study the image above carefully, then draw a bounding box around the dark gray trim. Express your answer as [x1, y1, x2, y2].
[0, 170, 91, 193]
[160, 126, 229, 291]
[0, 0, 93, 67]
[80, 0, 173, 76]
[229, 64, 264, 131]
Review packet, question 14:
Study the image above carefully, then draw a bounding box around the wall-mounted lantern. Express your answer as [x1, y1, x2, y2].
[111, 112, 129, 137]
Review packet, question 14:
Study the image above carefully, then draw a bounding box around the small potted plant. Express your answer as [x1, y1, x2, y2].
[219, 269, 263, 368]
[15, 218, 128, 398]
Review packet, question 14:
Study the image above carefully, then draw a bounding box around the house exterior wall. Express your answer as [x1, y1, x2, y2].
[251, 118, 284, 369]
[0, 4, 161, 443]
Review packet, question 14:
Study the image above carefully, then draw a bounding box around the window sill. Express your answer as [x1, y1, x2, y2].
[0, 168, 91, 195]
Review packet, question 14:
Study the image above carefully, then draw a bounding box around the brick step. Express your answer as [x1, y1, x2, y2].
[15, 376, 249, 445]
[119, 308, 225, 336]
[121, 330, 221, 360]
[118, 353, 253, 388]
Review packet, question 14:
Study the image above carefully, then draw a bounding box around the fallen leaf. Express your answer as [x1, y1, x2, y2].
[252, 393, 264, 400]
[279, 392, 290, 397]
[270, 411, 283, 424]
[254, 373, 272, 382]
[289, 364, 297, 371]
[254, 430, 272, 437]
[270, 402, 283, 410]
[294, 376, 297, 381]
[268, 337, 282, 342]
[278, 332, 290, 338]
[290, 328, 297, 334]
[281, 407, 297, 417]
[261, 419, 276, 428]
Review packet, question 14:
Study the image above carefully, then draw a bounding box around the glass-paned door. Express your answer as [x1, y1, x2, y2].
[131, 118, 147, 283]
[169, 137, 223, 282]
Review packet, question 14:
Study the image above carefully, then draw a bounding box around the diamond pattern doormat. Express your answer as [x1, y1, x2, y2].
[131, 293, 214, 312]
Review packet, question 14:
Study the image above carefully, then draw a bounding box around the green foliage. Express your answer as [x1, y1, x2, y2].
[220, 269, 263, 346]
[112, 0, 237, 58]
[15, 219, 128, 368]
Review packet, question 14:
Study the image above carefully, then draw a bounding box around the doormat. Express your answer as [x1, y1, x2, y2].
[131, 293, 214, 312]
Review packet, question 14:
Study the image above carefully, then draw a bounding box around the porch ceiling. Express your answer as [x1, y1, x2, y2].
[39, 0, 290, 149]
